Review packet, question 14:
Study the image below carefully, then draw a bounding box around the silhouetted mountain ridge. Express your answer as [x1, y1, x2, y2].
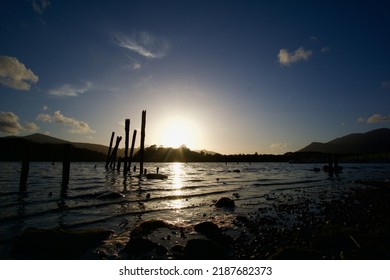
[298, 128, 390, 154]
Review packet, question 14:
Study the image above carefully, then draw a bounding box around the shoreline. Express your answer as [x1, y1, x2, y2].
[8, 179, 390, 260]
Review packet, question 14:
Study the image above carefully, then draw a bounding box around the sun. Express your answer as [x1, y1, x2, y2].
[159, 117, 199, 148]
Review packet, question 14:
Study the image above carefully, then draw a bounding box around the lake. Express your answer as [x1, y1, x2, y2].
[1, 161, 390, 258]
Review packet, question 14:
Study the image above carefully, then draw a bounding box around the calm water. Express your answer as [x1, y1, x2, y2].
[1, 161, 390, 257]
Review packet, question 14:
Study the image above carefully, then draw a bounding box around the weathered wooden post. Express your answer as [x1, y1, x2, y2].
[128, 129, 137, 172]
[19, 141, 31, 191]
[139, 110, 146, 176]
[109, 136, 122, 169]
[123, 119, 130, 176]
[105, 132, 115, 169]
[117, 156, 122, 172]
[62, 144, 71, 187]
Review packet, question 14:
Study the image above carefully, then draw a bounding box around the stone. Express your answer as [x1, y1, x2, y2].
[194, 221, 221, 237]
[11, 227, 113, 259]
[215, 197, 235, 208]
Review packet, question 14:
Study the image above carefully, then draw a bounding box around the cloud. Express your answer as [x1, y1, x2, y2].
[24, 122, 39, 132]
[367, 114, 390, 123]
[132, 63, 141, 70]
[48, 81, 92, 97]
[357, 117, 366, 123]
[321, 46, 330, 53]
[32, 0, 51, 15]
[278, 47, 313, 66]
[269, 143, 289, 153]
[42, 105, 48, 111]
[37, 110, 95, 134]
[0, 56, 39, 90]
[0, 111, 39, 134]
[112, 31, 170, 59]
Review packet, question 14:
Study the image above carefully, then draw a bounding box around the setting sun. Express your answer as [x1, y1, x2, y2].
[159, 117, 200, 149]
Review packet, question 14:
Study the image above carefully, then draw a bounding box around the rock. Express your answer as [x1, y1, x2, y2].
[194, 221, 221, 237]
[215, 197, 235, 208]
[130, 220, 174, 238]
[97, 191, 125, 199]
[11, 227, 114, 259]
[146, 174, 168, 180]
[183, 239, 225, 259]
[123, 238, 167, 257]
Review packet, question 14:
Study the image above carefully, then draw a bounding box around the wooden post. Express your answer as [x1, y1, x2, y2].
[109, 136, 122, 169]
[19, 141, 31, 191]
[117, 157, 122, 172]
[105, 132, 115, 169]
[139, 110, 146, 176]
[128, 129, 137, 172]
[123, 119, 130, 176]
[62, 144, 71, 187]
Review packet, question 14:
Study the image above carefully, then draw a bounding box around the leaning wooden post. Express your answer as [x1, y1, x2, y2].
[105, 132, 115, 169]
[123, 119, 130, 176]
[128, 129, 137, 172]
[139, 110, 146, 176]
[19, 141, 31, 191]
[109, 136, 122, 169]
[62, 144, 71, 187]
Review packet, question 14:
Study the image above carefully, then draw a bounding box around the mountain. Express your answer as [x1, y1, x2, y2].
[0, 133, 109, 161]
[298, 128, 390, 154]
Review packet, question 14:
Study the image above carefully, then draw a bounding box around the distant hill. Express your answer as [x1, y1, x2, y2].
[0, 133, 109, 162]
[298, 128, 390, 154]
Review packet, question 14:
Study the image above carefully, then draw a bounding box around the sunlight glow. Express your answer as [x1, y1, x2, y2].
[169, 162, 185, 209]
[159, 117, 200, 149]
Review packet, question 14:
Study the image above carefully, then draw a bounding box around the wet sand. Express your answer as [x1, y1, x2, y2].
[10, 179, 390, 260]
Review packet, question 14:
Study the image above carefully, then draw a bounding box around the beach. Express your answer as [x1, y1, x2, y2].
[1, 162, 390, 259]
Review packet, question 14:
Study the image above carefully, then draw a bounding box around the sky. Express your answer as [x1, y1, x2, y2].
[1, 0, 390, 155]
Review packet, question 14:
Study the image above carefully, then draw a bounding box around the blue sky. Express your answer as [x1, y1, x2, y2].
[1, 0, 390, 154]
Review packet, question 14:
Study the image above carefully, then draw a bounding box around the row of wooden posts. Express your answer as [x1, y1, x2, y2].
[105, 110, 147, 176]
[19, 110, 147, 191]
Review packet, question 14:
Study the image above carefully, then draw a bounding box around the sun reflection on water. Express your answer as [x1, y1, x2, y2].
[170, 162, 185, 209]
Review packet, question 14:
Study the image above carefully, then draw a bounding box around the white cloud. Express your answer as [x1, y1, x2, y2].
[48, 81, 92, 97]
[0, 112, 24, 134]
[24, 122, 39, 132]
[269, 143, 289, 153]
[132, 63, 141, 70]
[32, 0, 51, 15]
[37, 110, 95, 134]
[0, 56, 39, 90]
[357, 117, 366, 123]
[278, 47, 313, 66]
[0, 111, 39, 134]
[36, 113, 52, 123]
[367, 114, 390, 123]
[42, 105, 48, 111]
[112, 31, 170, 59]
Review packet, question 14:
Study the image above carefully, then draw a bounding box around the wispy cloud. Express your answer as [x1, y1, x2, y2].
[367, 114, 390, 123]
[0, 111, 39, 134]
[0, 56, 39, 90]
[112, 31, 170, 59]
[32, 0, 51, 15]
[278, 47, 313, 66]
[48, 81, 92, 97]
[37, 110, 95, 134]
[269, 143, 289, 153]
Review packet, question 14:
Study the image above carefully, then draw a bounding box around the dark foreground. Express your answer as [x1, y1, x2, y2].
[9, 180, 390, 260]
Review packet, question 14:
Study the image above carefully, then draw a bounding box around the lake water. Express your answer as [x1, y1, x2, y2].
[1, 161, 390, 258]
